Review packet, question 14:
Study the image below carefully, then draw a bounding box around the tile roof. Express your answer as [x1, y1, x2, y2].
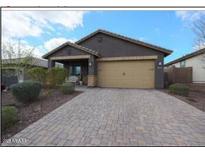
[76, 29, 173, 56]
[42, 41, 100, 59]
[165, 48, 205, 66]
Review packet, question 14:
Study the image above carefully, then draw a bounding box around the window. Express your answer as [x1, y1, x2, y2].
[180, 61, 186, 67]
[71, 66, 81, 76]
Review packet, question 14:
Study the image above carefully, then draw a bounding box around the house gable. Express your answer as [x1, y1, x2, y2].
[42, 41, 99, 59]
[48, 45, 86, 57]
[77, 30, 172, 58]
[165, 48, 205, 67]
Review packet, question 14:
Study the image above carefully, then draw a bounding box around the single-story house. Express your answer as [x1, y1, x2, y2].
[2, 57, 62, 87]
[43, 29, 172, 89]
[165, 48, 205, 83]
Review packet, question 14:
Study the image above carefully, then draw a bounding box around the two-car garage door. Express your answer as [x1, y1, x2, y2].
[97, 60, 155, 88]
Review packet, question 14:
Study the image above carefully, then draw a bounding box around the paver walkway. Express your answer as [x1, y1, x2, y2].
[2, 88, 205, 146]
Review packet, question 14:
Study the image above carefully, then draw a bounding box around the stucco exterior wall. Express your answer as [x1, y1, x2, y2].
[78, 33, 166, 88]
[78, 33, 166, 58]
[48, 46, 86, 57]
[170, 53, 205, 83]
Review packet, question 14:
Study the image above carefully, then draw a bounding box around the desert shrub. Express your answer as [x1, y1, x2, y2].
[10, 80, 42, 103]
[27, 67, 47, 84]
[60, 82, 75, 94]
[2, 106, 18, 131]
[168, 83, 189, 96]
[46, 67, 68, 88]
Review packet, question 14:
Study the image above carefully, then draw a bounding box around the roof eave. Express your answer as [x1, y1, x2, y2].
[42, 42, 68, 59]
[42, 42, 100, 59]
[165, 48, 205, 66]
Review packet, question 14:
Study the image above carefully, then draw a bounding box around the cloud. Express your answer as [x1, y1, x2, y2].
[2, 10, 86, 58]
[2, 10, 87, 39]
[176, 11, 205, 21]
[2, 11, 42, 39]
[2, 37, 66, 58]
[176, 11, 205, 51]
[2, 36, 78, 58]
[44, 37, 77, 51]
[2, 38, 37, 59]
[33, 46, 46, 58]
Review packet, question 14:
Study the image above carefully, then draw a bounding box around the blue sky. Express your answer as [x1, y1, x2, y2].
[2, 10, 205, 63]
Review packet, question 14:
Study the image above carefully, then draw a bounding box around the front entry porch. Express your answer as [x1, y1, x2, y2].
[48, 55, 97, 87]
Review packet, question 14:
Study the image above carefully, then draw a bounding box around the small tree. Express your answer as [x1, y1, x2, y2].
[1, 39, 36, 81]
[193, 16, 205, 49]
[27, 67, 47, 84]
[46, 67, 68, 88]
[192, 16, 205, 68]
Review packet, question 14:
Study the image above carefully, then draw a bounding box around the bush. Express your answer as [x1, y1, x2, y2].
[2, 106, 18, 131]
[27, 67, 47, 84]
[46, 67, 68, 88]
[60, 82, 75, 94]
[168, 83, 189, 96]
[10, 80, 42, 103]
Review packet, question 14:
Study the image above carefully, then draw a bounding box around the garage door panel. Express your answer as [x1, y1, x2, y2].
[97, 60, 155, 88]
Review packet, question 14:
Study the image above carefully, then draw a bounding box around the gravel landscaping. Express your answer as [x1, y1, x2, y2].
[162, 83, 205, 112]
[2, 88, 81, 140]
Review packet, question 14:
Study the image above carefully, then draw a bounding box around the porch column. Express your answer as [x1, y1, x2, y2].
[63, 63, 70, 80]
[81, 64, 88, 85]
[48, 59, 55, 69]
[88, 55, 97, 87]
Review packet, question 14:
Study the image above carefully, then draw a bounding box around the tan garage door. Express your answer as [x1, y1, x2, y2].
[97, 60, 155, 88]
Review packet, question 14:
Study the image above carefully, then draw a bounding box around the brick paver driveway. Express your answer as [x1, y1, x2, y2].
[3, 88, 205, 146]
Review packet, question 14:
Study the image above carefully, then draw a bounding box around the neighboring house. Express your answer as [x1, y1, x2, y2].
[43, 29, 172, 89]
[2, 57, 62, 87]
[165, 48, 205, 83]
